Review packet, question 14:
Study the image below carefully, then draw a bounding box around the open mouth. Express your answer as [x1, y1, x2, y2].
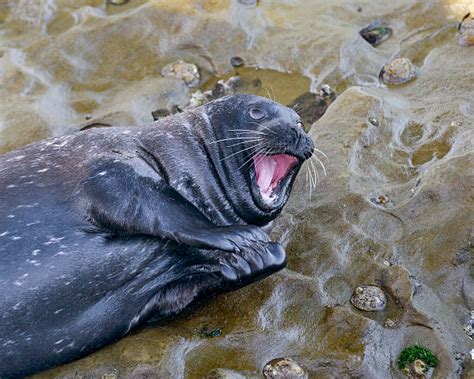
[253, 154, 299, 203]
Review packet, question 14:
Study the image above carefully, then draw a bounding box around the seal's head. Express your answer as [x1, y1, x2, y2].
[203, 94, 314, 225]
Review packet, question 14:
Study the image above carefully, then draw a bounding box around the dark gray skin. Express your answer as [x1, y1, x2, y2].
[0, 94, 314, 378]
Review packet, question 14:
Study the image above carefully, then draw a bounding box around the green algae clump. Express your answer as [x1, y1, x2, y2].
[397, 344, 438, 371]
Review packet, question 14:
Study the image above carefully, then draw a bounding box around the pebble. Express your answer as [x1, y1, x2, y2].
[463, 310, 473, 339]
[187, 91, 210, 108]
[371, 195, 389, 205]
[263, 358, 308, 379]
[402, 359, 427, 378]
[320, 84, 335, 98]
[452, 249, 469, 266]
[212, 76, 240, 98]
[457, 13, 474, 47]
[368, 117, 379, 126]
[108, 0, 129, 5]
[238, 0, 258, 5]
[380, 58, 417, 85]
[186, 76, 240, 109]
[359, 21, 392, 46]
[230, 56, 244, 67]
[384, 318, 399, 328]
[161, 60, 200, 88]
[350, 285, 387, 311]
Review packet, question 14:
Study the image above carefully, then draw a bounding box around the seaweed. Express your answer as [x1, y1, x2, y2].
[397, 344, 438, 371]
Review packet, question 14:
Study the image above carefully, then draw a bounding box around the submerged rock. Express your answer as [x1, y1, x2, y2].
[151, 109, 171, 120]
[350, 285, 387, 311]
[161, 60, 200, 88]
[287, 85, 336, 129]
[380, 58, 417, 85]
[198, 326, 222, 338]
[263, 358, 308, 379]
[457, 13, 474, 47]
[359, 20, 392, 46]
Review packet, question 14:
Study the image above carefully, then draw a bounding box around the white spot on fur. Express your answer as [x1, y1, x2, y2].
[14, 273, 28, 286]
[44, 236, 65, 245]
[6, 155, 25, 162]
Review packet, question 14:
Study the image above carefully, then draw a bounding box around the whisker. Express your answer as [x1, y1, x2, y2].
[209, 136, 261, 144]
[227, 139, 262, 148]
[269, 85, 276, 102]
[229, 129, 268, 136]
[237, 145, 268, 171]
[263, 87, 273, 101]
[312, 155, 327, 176]
[220, 143, 264, 162]
[304, 165, 311, 199]
[309, 157, 320, 185]
[313, 147, 329, 161]
[306, 161, 315, 197]
[254, 147, 273, 166]
[247, 121, 277, 135]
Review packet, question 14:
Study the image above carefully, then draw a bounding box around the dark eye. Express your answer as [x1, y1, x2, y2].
[297, 121, 304, 129]
[249, 108, 265, 120]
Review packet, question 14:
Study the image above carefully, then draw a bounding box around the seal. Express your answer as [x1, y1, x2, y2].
[0, 94, 314, 378]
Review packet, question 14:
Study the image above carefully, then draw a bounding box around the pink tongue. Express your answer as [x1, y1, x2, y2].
[253, 154, 298, 197]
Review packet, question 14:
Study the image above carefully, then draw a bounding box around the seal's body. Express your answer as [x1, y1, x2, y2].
[0, 95, 314, 377]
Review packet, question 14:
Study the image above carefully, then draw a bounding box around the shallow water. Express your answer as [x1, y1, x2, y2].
[0, 0, 473, 378]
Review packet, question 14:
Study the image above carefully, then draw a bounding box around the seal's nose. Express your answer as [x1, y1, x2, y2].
[295, 133, 314, 160]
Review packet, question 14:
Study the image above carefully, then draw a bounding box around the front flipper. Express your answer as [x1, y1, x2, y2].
[80, 158, 269, 252]
[131, 241, 287, 329]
